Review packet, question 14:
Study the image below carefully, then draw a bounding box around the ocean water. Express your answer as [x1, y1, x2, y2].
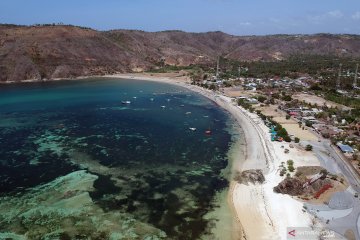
[0, 78, 236, 239]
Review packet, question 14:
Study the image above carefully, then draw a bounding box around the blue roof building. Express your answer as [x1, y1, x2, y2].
[337, 143, 354, 153]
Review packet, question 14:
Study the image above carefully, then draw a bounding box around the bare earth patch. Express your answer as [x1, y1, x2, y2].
[293, 93, 351, 111]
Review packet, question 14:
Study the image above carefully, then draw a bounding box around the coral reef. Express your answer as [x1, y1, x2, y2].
[0, 171, 166, 239]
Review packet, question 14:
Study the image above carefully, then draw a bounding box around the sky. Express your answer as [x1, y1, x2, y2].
[1, 0, 360, 35]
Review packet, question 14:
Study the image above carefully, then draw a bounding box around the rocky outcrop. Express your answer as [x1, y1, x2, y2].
[234, 169, 265, 185]
[273, 177, 305, 196]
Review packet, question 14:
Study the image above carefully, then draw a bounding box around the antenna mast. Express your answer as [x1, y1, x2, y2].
[354, 64, 359, 88]
[216, 56, 220, 80]
[337, 63, 342, 89]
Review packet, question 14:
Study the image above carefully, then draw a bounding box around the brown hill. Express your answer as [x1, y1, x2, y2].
[1, 24, 360, 82]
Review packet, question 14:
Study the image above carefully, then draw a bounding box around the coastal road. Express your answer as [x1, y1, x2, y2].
[307, 139, 360, 239]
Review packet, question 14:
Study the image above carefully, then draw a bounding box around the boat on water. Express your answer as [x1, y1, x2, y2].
[180, 104, 185, 107]
[161, 106, 166, 108]
[189, 127, 197, 131]
[185, 112, 191, 115]
[150, 98, 154, 101]
[121, 101, 131, 104]
[205, 130, 212, 135]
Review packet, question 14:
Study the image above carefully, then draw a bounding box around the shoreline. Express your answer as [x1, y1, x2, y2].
[2, 74, 320, 239]
[103, 74, 319, 239]
[99, 73, 283, 239]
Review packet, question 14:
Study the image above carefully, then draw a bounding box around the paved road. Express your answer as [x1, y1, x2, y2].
[309, 139, 360, 192]
[304, 138, 360, 239]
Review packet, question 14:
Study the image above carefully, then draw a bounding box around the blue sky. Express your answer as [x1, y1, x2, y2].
[1, 0, 360, 35]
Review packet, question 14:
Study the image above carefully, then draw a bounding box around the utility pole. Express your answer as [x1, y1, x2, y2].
[354, 63, 358, 89]
[337, 63, 342, 89]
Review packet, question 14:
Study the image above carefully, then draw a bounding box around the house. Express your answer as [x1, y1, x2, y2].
[289, 111, 300, 117]
[302, 116, 318, 124]
[300, 108, 321, 117]
[337, 143, 354, 154]
[313, 124, 343, 138]
[247, 98, 259, 104]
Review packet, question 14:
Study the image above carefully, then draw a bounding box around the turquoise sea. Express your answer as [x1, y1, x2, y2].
[0, 78, 237, 239]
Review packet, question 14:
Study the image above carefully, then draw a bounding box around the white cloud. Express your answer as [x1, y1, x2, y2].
[352, 11, 360, 20]
[327, 10, 343, 18]
[239, 22, 251, 26]
[307, 10, 344, 24]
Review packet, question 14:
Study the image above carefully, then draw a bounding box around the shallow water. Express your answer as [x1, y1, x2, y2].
[0, 78, 237, 239]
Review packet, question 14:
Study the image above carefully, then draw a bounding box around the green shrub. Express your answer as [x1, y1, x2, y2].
[282, 95, 292, 101]
[305, 144, 313, 151]
[257, 95, 267, 103]
[284, 135, 291, 142]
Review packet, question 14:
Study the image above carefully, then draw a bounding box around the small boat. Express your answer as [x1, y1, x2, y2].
[180, 104, 185, 107]
[205, 125, 212, 135]
[161, 106, 166, 109]
[150, 98, 154, 101]
[133, 97, 137, 99]
[185, 112, 191, 115]
[189, 127, 197, 131]
[121, 101, 131, 104]
[166, 99, 171, 102]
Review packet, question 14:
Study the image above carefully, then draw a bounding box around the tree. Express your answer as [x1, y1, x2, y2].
[257, 95, 267, 103]
[272, 93, 280, 99]
[282, 95, 292, 101]
[278, 128, 288, 138]
[209, 84, 218, 91]
[310, 84, 322, 91]
[190, 67, 204, 83]
[286, 115, 291, 120]
[294, 137, 300, 143]
[320, 169, 328, 179]
[305, 120, 313, 127]
[287, 160, 295, 172]
[284, 135, 292, 142]
[305, 144, 313, 151]
[223, 81, 232, 87]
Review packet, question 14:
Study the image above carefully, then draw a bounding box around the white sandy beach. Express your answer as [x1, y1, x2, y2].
[101, 73, 322, 240]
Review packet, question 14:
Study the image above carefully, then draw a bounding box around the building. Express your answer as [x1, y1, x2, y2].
[301, 116, 318, 124]
[337, 143, 354, 154]
[313, 124, 343, 138]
